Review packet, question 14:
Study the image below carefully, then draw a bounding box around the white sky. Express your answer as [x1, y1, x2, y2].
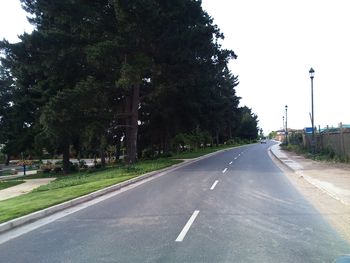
[202, 0, 350, 133]
[0, 0, 32, 42]
[1, 0, 350, 133]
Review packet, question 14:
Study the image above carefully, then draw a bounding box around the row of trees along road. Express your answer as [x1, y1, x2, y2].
[0, 0, 259, 173]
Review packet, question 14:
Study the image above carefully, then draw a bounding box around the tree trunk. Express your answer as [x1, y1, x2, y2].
[101, 149, 106, 166]
[115, 140, 121, 161]
[215, 129, 219, 146]
[62, 143, 70, 174]
[126, 84, 140, 164]
[5, 154, 10, 166]
[100, 136, 107, 166]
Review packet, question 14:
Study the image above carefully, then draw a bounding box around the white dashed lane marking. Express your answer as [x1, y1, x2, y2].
[210, 180, 219, 190]
[175, 210, 200, 242]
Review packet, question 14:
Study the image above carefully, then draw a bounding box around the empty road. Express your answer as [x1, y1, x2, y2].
[0, 142, 349, 262]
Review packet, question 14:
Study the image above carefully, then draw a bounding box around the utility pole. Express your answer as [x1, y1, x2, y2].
[285, 105, 288, 146]
[309, 68, 315, 153]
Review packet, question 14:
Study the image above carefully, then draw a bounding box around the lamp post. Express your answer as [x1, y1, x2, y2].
[282, 116, 285, 142]
[285, 105, 288, 145]
[309, 67, 315, 153]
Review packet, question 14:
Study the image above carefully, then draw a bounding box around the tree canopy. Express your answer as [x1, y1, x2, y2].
[0, 0, 259, 172]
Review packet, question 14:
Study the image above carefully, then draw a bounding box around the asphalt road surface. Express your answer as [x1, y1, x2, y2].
[0, 142, 349, 262]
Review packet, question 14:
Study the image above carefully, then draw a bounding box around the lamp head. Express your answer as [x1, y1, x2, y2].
[309, 67, 315, 78]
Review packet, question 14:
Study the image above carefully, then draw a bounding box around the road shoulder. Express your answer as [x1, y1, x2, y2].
[269, 144, 350, 244]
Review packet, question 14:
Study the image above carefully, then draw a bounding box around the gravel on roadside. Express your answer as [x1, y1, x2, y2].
[269, 146, 350, 244]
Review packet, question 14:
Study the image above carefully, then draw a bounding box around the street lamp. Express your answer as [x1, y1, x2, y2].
[309, 67, 315, 153]
[285, 105, 288, 145]
[282, 116, 285, 142]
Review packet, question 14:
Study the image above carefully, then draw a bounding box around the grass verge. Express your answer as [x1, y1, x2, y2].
[0, 143, 249, 224]
[172, 143, 247, 159]
[280, 144, 349, 163]
[0, 159, 180, 224]
[0, 170, 16, 177]
[0, 180, 24, 190]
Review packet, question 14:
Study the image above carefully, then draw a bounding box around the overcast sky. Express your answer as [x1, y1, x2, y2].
[202, 0, 350, 133]
[1, 0, 349, 134]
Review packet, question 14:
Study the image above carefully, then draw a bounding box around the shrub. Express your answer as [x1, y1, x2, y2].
[94, 163, 102, 169]
[225, 139, 238, 146]
[172, 131, 213, 152]
[0, 153, 5, 163]
[40, 163, 54, 173]
[65, 162, 78, 172]
[142, 148, 155, 159]
[158, 152, 173, 158]
[78, 160, 87, 168]
[53, 166, 62, 173]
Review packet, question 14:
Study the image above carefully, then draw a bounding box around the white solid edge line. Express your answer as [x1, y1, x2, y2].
[175, 210, 200, 242]
[222, 168, 228, 173]
[210, 180, 219, 190]
[229, 161, 233, 165]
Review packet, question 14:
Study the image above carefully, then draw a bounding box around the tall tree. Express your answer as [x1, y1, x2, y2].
[0, 0, 251, 171]
[112, 0, 158, 163]
[136, 0, 240, 152]
[237, 106, 259, 140]
[16, 0, 121, 172]
[0, 35, 44, 164]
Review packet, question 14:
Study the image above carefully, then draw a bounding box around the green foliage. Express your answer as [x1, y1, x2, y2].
[314, 147, 336, 161]
[236, 106, 259, 140]
[281, 144, 308, 155]
[288, 132, 303, 145]
[0, 152, 5, 163]
[172, 144, 233, 159]
[312, 147, 349, 163]
[0, 158, 180, 223]
[281, 144, 349, 163]
[268, 131, 278, 139]
[0, 0, 259, 171]
[172, 130, 212, 152]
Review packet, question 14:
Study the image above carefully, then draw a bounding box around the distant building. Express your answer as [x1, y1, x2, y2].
[273, 128, 303, 143]
[275, 130, 285, 142]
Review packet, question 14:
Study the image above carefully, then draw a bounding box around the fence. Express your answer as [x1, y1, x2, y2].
[302, 123, 350, 159]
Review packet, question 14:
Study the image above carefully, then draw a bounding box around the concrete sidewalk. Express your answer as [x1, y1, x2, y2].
[270, 144, 350, 206]
[0, 170, 38, 181]
[0, 178, 55, 201]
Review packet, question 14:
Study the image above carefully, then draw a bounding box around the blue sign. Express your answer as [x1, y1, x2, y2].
[305, 127, 313, 133]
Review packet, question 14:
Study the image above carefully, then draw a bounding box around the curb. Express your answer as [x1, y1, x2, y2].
[269, 145, 350, 207]
[0, 146, 239, 234]
[268, 146, 295, 173]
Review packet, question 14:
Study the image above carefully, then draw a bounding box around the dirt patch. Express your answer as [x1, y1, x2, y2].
[269, 151, 350, 244]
